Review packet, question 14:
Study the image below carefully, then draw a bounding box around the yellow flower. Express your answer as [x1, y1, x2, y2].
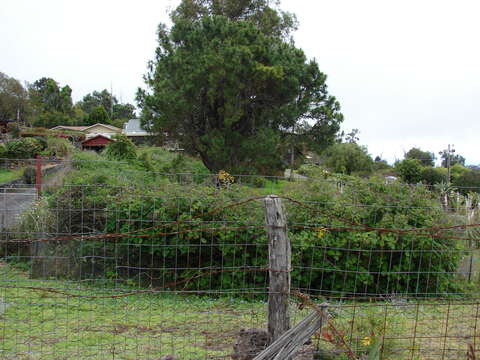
[316, 227, 328, 239]
[362, 336, 372, 346]
[218, 170, 234, 185]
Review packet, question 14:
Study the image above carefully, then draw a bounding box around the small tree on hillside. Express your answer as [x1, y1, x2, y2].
[323, 143, 373, 175]
[104, 134, 137, 161]
[86, 106, 110, 125]
[453, 169, 480, 194]
[395, 159, 423, 184]
[440, 151, 466, 168]
[405, 147, 435, 167]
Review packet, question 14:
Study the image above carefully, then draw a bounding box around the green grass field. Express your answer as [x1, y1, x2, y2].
[0, 263, 269, 360]
[0, 168, 22, 185]
[0, 263, 478, 360]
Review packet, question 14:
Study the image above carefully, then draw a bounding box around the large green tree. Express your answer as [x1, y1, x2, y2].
[0, 72, 30, 124]
[78, 90, 135, 125]
[28, 77, 74, 127]
[85, 105, 110, 125]
[78, 90, 114, 116]
[137, 0, 343, 174]
[395, 159, 423, 184]
[323, 143, 373, 175]
[405, 147, 435, 167]
[439, 151, 466, 168]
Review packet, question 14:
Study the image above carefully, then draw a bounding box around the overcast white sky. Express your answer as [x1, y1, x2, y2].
[1, 0, 479, 165]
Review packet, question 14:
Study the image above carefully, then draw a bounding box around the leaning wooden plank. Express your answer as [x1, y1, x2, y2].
[253, 304, 328, 360]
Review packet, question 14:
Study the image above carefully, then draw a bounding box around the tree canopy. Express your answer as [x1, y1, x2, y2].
[171, 0, 298, 38]
[0, 72, 30, 124]
[395, 159, 423, 184]
[322, 143, 373, 175]
[405, 147, 435, 167]
[29, 77, 73, 115]
[28, 77, 74, 127]
[85, 106, 110, 125]
[138, 0, 343, 174]
[439, 151, 466, 168]
[78, 89, 136, 126]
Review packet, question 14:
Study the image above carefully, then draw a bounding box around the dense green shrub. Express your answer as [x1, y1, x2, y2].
[5, 137, 43, 158]
[453, 169, 480, 194]
[6, 146, 465, 297]
[137, 151, 155, 172]
[420, 167, 447, 186]
[43, 137, 74, 158]
[322, 143, 374, 175]
[395, 159, 423, 183]
[17, 172, 465, 297]
[104, 134, 137, 160]
[372, 159, 392, 171]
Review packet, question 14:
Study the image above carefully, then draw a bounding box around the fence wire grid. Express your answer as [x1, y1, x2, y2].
[1, 158, 480, 359]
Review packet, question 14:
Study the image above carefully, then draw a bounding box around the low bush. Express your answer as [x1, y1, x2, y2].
[16, 172, 465, 297]
[104, 134, 137, 161]
[5, 137, 43, 159]
[43, 137, 74, 158]
[395, 159, 423, 183]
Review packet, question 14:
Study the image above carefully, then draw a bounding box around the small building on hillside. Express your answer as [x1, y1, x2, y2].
[50, 125, 89, 132]
[122, 119, 154, 144]
[81, 134, 114, 151]
[52, 123, 122, 139]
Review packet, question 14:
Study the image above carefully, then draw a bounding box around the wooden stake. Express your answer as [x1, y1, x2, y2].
[264, 195, 291, 343]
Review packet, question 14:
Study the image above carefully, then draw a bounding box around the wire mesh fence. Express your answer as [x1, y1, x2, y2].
[1, 158, 480, 359]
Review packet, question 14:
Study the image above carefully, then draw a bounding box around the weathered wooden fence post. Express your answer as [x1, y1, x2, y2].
[264, 195, 291, 343]
[35, 155, 42, 198]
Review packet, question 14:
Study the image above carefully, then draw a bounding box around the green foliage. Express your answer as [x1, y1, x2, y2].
[29, 77, 74, 127]
[86, 105, 110, 125]
[0, 143, 6, 158]
[405, 147, 435, 167]
[8, 122, 21, 138]
[17, 157, 464, 297]
[29, 78, 72, 114]
[440, 151, 466, 168]
[450, 163, 470, 180]
[43, 137, 74, 158]
[395, 159, 423, 183]
[323, 143, 373, 175]
[33, 110, 74, 128]
[297, 164, 330, 178]
[137, 147, 210, 178]
[5, 137, 43, 158]
[453, 168, 480, 194]
[104, 134, 137, 161]
[137, 151, 155, 173]
[366, 339, 382, 360]
[78, 90, 114, 115]
[78, 89, 135, 125]
[22, 166, 36, 184]
[171, 0, 298, 38]
[420, 166, 447, 186]
[112, 103, 135, 120]
[138, 3, 343, 174]
[0, 72, 30, 124]
[373, 157, 391, 169]
[0, 168, 23, 184]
